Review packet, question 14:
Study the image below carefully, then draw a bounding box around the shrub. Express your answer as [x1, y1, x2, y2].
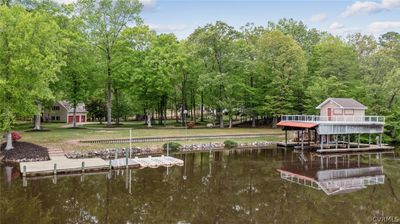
[163, 142, 182, 152]
[187, 121, 195, 129]
[11, 132, 21, 141]
[224, 140, 238, 149]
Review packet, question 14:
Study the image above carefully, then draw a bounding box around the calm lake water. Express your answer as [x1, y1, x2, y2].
[1, 147, 400, 224]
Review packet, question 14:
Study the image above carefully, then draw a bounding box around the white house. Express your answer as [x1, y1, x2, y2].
[42, 101, 87, 124]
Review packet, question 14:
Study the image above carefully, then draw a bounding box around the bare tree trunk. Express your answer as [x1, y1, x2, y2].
[181, 72, 188, 126]
[219, 111, 224, 128]
[174, 87, 179, 123]
[73, 102, 77, 128]
[115, 88, 120, 125]
[33, 102, 42, 130]
[5, 132, 13, 150]
[192, 89, 196, 123]
[164, 95, 167, 125]
[200, 91, 204, 122]
[229, 116, 232, 128]
[106, 51, 112, 128]
[272, 117, 278, 128]
[147, 111, 152, 128]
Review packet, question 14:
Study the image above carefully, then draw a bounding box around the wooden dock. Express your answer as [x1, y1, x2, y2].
[20, 156, 109, 176]
[19, 154, 185, 176]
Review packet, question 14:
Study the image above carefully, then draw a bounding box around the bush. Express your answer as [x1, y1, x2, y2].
[163, 142, 182, 152]
[187, 121, 195, 129]
[224, 140, 238, 149]
[11, 132, 21, 141]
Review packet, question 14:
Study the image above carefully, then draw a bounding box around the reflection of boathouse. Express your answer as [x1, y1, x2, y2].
[277, 152, 386, 195]
[277, 98, 393, 152]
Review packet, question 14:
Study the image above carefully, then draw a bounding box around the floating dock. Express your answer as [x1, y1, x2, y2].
[110, 156, 184, 169]
[20, 155, 184, 176]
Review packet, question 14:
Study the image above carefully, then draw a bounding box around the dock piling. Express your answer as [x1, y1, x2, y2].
[129, 129, 132, 159]
[53, 163, 57, 175]
[167, 143, 169, 157]
[23, 165, 26, 177]
[209, 142, 212, 158]
[81, 161, 85, 173]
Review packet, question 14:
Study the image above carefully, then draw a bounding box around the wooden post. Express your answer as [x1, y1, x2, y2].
[379, 133, 383, 146]
[82, 161, 85, 173]
[125, 148, 129, 169]
[368, 133, 371, 145]
[109, 159, 112, 169]
[335, 156, 338, 168]
[209, 142, 212, 158]
[297, 130, 300, 146]
[357, 134, 360, 148]
[357, 154, 360, 167]
[285, 129, 288, 146]
[115, 149, 118, 159]
[301, 130, 304, 152]
[347, 134, 351, 149]
[320, 156, 323, 169]
[53, 163, 57, 175]
[129, 129, 132, 159]
[23, 165, 27, 177]
[320, 135, 323, 150]
[335, 135, 338, 149]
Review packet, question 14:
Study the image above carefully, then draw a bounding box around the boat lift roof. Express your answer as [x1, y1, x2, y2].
[277, 121, 318, 129]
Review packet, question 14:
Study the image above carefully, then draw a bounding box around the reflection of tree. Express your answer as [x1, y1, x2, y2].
[1, 150, 399, 223]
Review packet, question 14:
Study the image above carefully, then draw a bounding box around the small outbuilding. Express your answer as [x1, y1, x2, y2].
[42, 101, 87, 124]
[316, 98, 367, 121]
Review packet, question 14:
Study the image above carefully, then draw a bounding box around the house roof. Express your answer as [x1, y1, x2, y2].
[58, 101, 87, 113]
[316, 98, 367, 110]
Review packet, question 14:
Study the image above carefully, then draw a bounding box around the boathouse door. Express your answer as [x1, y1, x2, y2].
[327, 108, 332, 121]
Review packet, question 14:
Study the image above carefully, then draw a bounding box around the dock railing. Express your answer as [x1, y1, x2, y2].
[281, 115, 385, 124]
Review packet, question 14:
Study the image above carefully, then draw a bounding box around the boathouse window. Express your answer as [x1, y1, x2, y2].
[53, 106, 60, 111]
[334, 109, 343, 115]
[344, 109, 354, 115]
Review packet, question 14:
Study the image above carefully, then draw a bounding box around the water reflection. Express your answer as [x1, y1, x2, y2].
[277, 152, 387, 195]
[1, 148, 399, 224]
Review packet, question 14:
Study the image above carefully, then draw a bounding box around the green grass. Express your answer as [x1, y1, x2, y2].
[8, 121, 284, 151]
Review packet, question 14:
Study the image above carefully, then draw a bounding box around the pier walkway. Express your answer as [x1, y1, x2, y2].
[20, 152, 184, 176]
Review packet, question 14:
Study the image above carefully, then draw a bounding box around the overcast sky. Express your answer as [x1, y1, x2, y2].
[59, 0, 400, 39]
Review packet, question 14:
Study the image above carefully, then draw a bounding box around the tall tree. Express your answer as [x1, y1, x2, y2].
[0, 5, 63, 149]
[257, 30, 307, 126]
[59, 16, 96, 127]
[76, 0, 142, 127]
[188, 21, 239, 128]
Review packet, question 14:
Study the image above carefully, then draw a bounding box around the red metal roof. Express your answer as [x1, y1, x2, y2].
[277, 121, 318, 129]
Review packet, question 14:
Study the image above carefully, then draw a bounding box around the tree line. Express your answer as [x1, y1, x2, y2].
[1, 0, 399, 150]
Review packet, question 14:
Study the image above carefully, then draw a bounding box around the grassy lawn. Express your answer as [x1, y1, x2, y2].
[8, 121, 284, 151]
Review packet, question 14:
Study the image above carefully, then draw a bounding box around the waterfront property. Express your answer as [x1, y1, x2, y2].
[2, 149, 399, 223]
[277, 98, 391, 152]
[42, 101, 87, 124]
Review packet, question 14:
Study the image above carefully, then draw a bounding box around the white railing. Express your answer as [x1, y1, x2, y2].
[281, 115, 385, 123]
